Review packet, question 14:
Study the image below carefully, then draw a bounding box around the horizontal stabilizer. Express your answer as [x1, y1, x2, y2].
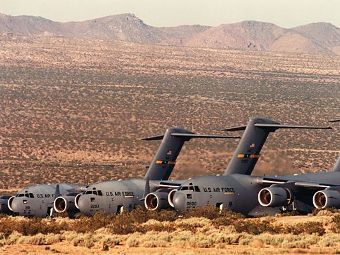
[171, 133, 240, 139]
[222, 124, 331, 132]
[142, 133, 240, 141]
[141, 135, 165, 141]
[254, 123, 332, 130]
[221, 125, 247, 131]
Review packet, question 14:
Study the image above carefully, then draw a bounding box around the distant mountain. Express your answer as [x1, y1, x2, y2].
[1, 13, 339, 55]
[184, 21, 287, 50]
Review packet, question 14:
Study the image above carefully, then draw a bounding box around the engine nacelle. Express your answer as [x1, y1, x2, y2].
[168, 189, 177, 208]
[313, 190, 340, 209]
[54, 195, 78, 214]
[258, 187, 292, 207]
[145, 189, 171, 210]
[7, 196, 15, 212]
[0, 196, 12, 214]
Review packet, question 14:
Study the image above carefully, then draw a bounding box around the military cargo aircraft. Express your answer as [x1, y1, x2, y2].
[8, 183, 82, 217]
[166, 117, 332, 215]
[57, 127, 238, 216]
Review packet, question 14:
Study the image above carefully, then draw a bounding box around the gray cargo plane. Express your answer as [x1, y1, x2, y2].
[8, 183, 82, 217]
[56, 127, 238, 216]
[164, 117, 333, 216]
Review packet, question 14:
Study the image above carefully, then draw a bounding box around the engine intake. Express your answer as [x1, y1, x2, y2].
[258, 187, 292, 207]
[54, 195, 78, 213]
[145, 190, 171, 210]
[313, 190, 340, 209]
[7, 196, 15, 212]
[168, 189, 177, 208]
[74, 193, 82, 209]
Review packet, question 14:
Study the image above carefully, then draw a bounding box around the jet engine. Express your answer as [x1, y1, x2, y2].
[313, 190, 340, 209]
[7, 196, 15, 212]
[168, 189, 177, 208]
[0, 196, 12, 214]
[258, 187, 292, 207]
[54, 194, 78, 214]
[145, 189, 171, 210]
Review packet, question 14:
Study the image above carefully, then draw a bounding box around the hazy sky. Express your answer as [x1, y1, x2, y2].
[1, 0, 339, 28]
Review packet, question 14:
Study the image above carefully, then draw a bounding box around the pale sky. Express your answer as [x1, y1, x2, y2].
[0, 0, 339, 28]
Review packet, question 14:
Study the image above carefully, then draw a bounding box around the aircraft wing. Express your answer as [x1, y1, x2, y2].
[158, 180, 185, 189]
[257, 176, 340, 190]
[258, 177, 331, 189]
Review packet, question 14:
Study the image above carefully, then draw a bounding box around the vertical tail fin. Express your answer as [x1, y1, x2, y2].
[142, 128, 238, 180]
[142, 127, 193, 180]
[222, 117, 331, 176]
[333, 157, 340, 172]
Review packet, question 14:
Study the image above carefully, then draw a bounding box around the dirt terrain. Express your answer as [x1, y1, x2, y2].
[0, 36, 339, 190]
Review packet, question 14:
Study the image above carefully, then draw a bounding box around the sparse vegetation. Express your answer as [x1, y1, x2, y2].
[0, 207, 340, 254]
[0, 38, 339, 190]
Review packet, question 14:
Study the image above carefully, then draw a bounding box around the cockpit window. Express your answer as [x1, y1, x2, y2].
[29, 193, 34, 198]
[194, 186, 200, 192]
[85, 190, 103, 196]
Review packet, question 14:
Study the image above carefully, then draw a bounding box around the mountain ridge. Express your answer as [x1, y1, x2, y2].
[1, 13, 339, 55]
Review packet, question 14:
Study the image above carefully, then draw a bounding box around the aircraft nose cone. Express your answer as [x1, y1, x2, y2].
[172, 192, 187, 212]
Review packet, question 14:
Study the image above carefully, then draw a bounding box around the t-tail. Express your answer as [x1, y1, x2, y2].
[222, 117, 331, 176]
[142, 127, 239, 180]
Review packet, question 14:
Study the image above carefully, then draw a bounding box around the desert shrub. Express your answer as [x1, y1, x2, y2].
[312, 208, 338, 216]
[19, 233, 46, 245]
[126, 206, 177, 223]
[183, 206, 221, 219]
[0, 217, 66, 236]
[100, 236, 120, 250]
[284, 222, 325, 236]
[234, 219, 281, 235]
[189, 234, 214, 248]
[70, 212, 115, 233]
[5, 231, 23, 245]
[318, 234, 340, 247]
[331, 214, 340, 233]
[111, 213, 139, 234]
[140, 220, 176, 233]
[126, 232, 141, 247]
[71, 233, 94, 248]
[212, 211, 244, 228]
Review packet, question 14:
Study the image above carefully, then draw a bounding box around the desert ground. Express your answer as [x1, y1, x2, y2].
[0, 36, 339, 191]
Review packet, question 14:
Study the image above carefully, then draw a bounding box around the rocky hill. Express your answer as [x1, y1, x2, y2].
[0, 12, 339, 55]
